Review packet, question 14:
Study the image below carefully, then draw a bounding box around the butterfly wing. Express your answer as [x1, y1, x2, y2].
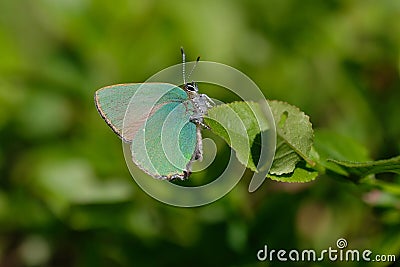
[95, 83, 188, 142]
[95, 83, 197, 179]
[132, 101, 197, 179]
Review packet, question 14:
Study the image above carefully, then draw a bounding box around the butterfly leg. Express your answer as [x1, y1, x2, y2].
[194, 125, 203, 161]
[201, 94, 215, 108]
[190, 117, 210, 130]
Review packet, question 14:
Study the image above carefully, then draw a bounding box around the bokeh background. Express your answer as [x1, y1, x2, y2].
[1, 0, 400, 266]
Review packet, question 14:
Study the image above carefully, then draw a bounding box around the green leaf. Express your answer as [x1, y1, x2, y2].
[268, 100, 314, 175]
[313, 129, 370, 175]
[204, 101, 270, 171]
[268, 161, 319, 182]
[206, 100, 317, 183]
[328, 156, 400, 179]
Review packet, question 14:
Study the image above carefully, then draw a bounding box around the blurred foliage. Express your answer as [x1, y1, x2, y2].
[1, 0, 400, 266]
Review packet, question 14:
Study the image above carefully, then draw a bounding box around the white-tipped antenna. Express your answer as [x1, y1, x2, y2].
[180, 47, 200, 84]
[180, 47, 186, 84]
[187, 56, 200, 82]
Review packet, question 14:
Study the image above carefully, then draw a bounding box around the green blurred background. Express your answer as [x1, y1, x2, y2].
[1, 0, 400, 266]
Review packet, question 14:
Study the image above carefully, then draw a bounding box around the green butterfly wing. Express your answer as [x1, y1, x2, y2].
[132, 101, 197, 179]
[95, 83, 197, 179]
[95, 83, 188, 142]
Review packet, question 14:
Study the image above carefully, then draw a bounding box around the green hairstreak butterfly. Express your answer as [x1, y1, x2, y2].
[95, 48, 214, 180]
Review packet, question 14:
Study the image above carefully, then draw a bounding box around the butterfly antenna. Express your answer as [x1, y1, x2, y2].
[180, 47, 186, 84]
[187, 56, 200, 82]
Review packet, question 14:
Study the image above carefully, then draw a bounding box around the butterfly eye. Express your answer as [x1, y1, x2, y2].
[185, 82, 198, 92]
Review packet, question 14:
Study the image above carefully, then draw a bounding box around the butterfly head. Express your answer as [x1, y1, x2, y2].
[184, 81, 199, 93]
[181, 47, 200, 96]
